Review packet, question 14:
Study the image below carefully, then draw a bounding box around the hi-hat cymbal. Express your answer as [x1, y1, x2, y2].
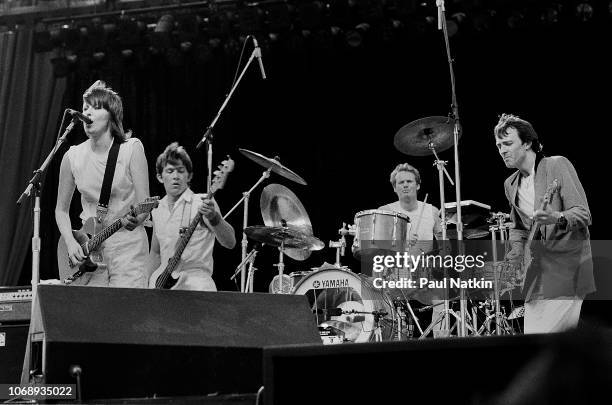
[239, 148, 307, 185]
[245, 225, 325, 250]
[394, 116, 457, 156]
[261, 184, 314, 261]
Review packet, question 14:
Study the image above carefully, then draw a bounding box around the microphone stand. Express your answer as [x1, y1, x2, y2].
[195, 37, 263, 193]
[437, 0, 468, 336]
[16, 110, 75, 318]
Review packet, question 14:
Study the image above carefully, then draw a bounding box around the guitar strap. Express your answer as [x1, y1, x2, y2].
[96, 140, 121, 222]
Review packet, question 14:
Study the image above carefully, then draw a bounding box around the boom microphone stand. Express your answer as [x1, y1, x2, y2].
[16, 110, 76, 317]
[436, 0, 469, 336]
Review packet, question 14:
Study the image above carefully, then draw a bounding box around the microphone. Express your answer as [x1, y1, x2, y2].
[67, 109, 93, 125]
[252, 37, 267, 80]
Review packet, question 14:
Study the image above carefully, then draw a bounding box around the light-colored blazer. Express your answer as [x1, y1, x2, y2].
[504, 156, 595, 299]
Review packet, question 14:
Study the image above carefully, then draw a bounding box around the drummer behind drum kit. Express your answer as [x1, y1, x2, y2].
[230, 116, 525, 344]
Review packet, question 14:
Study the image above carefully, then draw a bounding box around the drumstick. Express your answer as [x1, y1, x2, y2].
[411, 193, 428, 240]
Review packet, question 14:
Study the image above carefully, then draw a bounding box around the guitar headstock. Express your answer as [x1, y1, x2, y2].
[543, 179, 560, 204]
[133, 196, 160, 216]
[210, 156, 235, 194]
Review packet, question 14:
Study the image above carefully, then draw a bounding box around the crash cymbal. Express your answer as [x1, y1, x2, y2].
[394, 116, 457, 156]
[239, 148, 307, 185]
[261, 184, 314, 261]
[245, 225, 325, 250]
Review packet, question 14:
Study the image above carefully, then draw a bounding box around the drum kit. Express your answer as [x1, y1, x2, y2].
[226, 115, 524, 344]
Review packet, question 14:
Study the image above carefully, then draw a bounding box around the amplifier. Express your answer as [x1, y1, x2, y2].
[0, 286, 32, 322]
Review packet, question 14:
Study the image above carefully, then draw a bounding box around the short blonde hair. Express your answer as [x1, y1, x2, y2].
[390, 163, 421, 187]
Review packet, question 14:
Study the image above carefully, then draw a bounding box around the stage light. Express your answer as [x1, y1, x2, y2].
[92, 51, 106, 61]
[575, 2, 594, 22]
[180, 41, 192, 52]
[506, 10, 526, 30]
[155, 14, 175, 33]
[540, 4, 562, 25]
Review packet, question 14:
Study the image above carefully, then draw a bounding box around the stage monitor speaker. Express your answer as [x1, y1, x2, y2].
[0, 323, 29, 383]
[24, 285, 320, 400]
[263, 334, 561, 405]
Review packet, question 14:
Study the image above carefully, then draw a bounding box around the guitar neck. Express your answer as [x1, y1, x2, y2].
[84, 218, 124, 252]
[164, 191, 218, 273]
[527, 200, 550, 242]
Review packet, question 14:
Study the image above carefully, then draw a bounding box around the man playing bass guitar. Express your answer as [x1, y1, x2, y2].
[147, 143, 236, 291]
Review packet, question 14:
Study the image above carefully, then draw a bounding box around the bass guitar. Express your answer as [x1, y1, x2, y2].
[152, 157, 234, 289]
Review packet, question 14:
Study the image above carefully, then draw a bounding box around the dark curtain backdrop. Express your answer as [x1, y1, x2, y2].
[0, 28, 66, 286]
[12, 20, 612, 301]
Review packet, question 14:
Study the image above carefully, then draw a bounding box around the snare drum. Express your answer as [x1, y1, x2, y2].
[352, 209, 410, 258]
[292, 268, 395, 342]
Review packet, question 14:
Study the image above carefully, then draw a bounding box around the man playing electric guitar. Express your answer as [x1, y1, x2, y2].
[147, 143, 236, 291]
[494, 114, 595, 333]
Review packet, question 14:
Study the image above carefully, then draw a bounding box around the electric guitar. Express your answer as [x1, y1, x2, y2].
[57, 197, 160, 284]
[151, 157, 234, 289]
[523, 179, 559, 275]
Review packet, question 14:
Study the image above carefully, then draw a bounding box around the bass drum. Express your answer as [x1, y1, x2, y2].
[292, 268, 395, 343]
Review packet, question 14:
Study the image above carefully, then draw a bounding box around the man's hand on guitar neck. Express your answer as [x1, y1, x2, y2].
[125, 210, 149, 231]
[199, 195, 221, 226]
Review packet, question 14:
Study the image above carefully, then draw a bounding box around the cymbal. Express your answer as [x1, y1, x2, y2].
[394, 116, 457, 156]
[245, 225, 325, 250]
[239, 148, 307, 185]
[261, 184, 314, 261]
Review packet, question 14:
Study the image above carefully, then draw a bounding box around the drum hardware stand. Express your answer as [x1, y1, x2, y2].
[488, 212, 513, 335]
[329, 223, 351, 267]
[230, 245, 260, 293]
[224, 167, 272, 292]
[272, 241, 288, 293]
[392, 297, 423, 339]
[372, 310, 386, 342]
[425, 142, 459, 338]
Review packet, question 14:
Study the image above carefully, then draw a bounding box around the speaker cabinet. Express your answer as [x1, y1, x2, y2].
[0, 323, 29, 383]
[24, 285, 320, 400]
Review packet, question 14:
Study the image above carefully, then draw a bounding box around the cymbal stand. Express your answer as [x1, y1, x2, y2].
[488, 212, 512, 334]
[272, 241, 287, 293]
[224, 167, 272, 292]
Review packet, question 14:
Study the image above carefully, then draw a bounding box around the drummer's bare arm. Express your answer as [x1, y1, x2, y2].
[199, 197, 236, 249]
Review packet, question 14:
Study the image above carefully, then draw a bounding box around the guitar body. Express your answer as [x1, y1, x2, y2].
[57, 197, 159, 285]
[57, 217, 107, 285]
[150, 262, 181, 290]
